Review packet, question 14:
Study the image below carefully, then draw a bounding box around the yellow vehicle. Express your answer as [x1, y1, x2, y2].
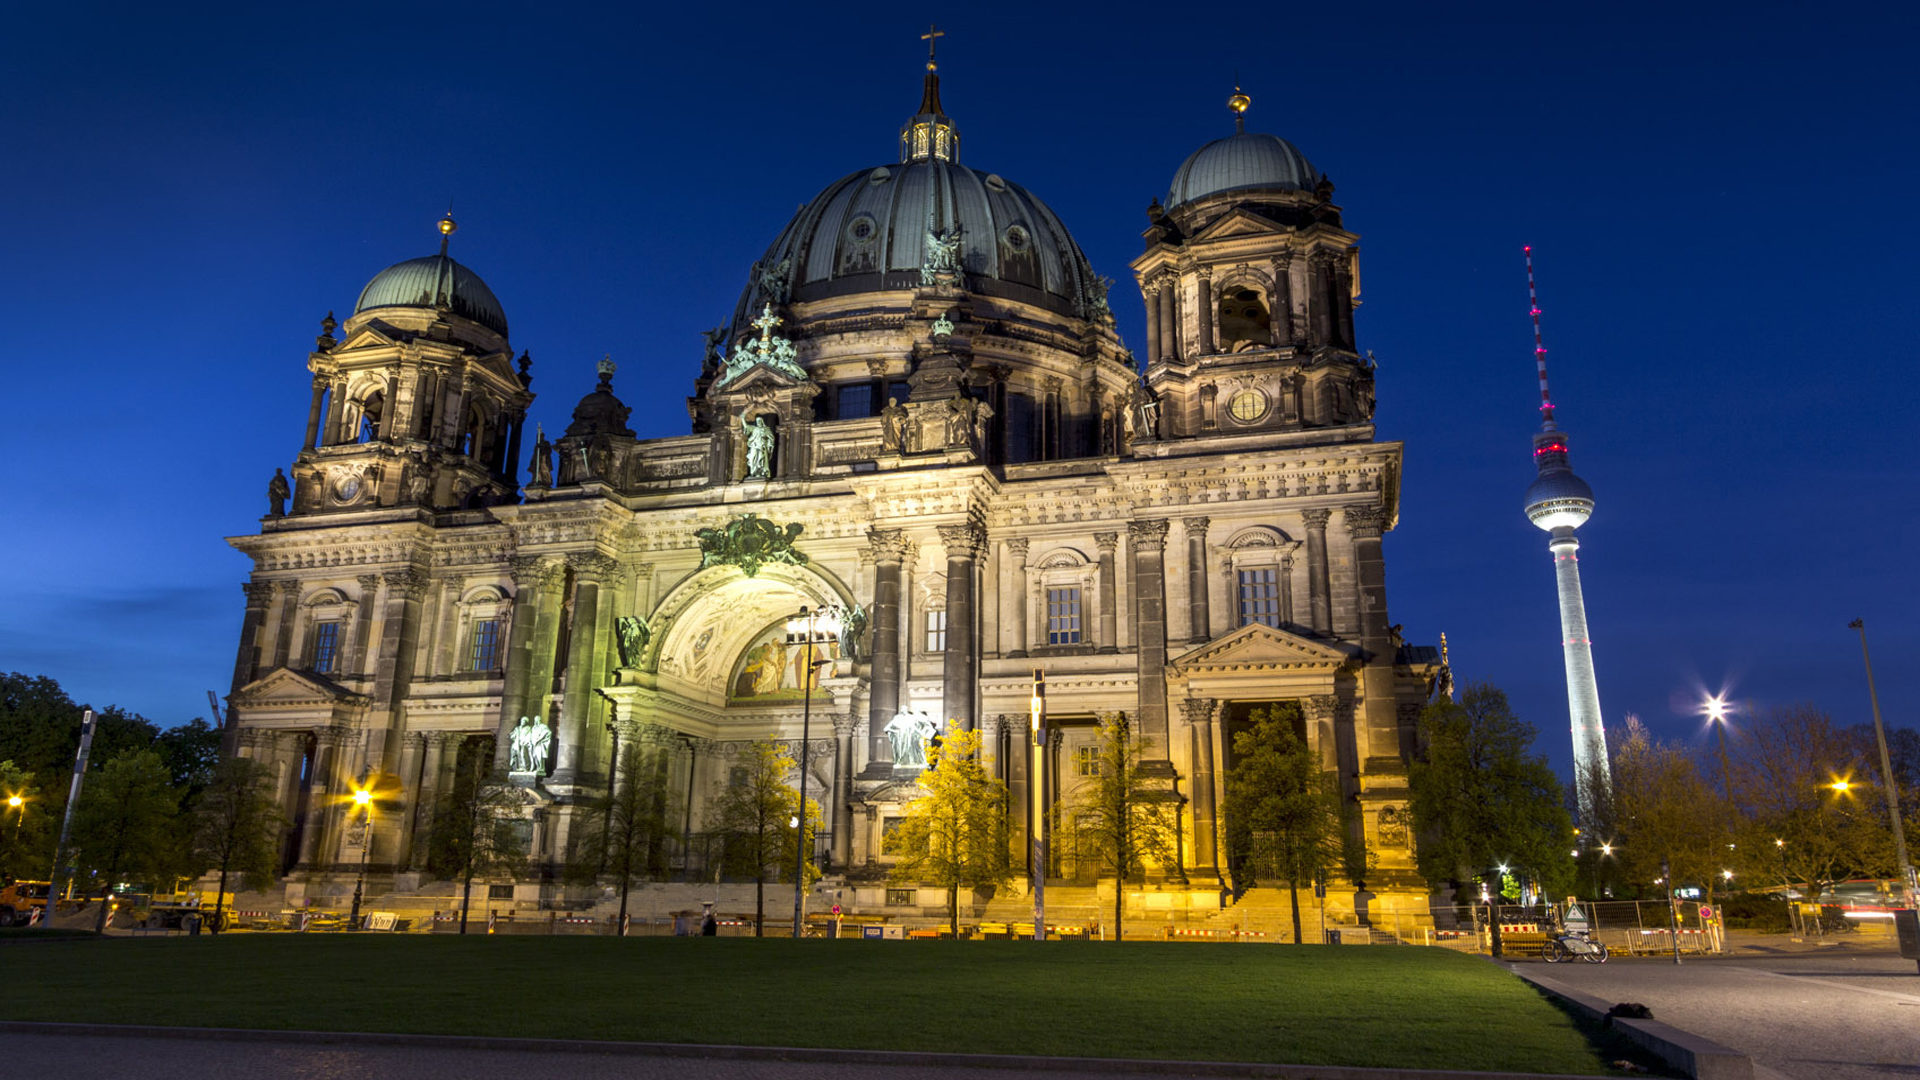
[0, 880, 51, 926]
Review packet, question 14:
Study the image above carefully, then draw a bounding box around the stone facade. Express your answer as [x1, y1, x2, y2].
[224, 78, 1442, 920]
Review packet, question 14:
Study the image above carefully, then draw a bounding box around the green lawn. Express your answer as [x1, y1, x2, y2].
[0, 936, 1627, 1074]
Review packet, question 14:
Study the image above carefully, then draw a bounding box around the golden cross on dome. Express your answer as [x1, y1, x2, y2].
[921, 24, 944, 69]
[752, 303, 782, 343]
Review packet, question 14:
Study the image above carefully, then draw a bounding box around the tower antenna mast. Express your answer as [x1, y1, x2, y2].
[1525, 245, 1556, 431]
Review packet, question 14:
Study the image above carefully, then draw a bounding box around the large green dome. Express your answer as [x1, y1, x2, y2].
[354, 253, 509, 336]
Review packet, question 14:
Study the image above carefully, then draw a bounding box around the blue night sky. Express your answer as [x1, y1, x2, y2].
[4, 1, 1915, 780]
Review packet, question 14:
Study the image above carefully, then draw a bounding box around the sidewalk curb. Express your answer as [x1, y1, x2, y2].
[1507, 966, 1753, 1080]
[0, 1021, 1614, 1080]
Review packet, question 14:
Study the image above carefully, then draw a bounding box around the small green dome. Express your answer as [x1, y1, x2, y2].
[1167, 132, 1322, 210]
[354, 254, 508, 336]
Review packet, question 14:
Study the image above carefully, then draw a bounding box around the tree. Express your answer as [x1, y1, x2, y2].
[888, 725, 1012, 935]
[0, 674, 160, 794]
[427, 751, 528, 933]
[0, 760, 49, 882]
[190, 757, 288, 932]
[155, 719, 223, 799]
[567, 741, 670, 930]
[1069, 715, 1180, 940]
[710, 740, 816, 937]
[1408, 684, 1574, 899]
[1732, 707, 1886, 895]
[69, 751, 181, 932]
[1222, 704, 1344, 943]
[1608, 716, 1718, 894]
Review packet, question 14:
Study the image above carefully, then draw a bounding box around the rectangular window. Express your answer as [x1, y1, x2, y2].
[1237, 568, 1280, 628]
[1046, 587, 1082, 645]
[836, 382, 875, 419]
[1074, 745, 1101, 778]
[308, 621, 341, 673]
[924, 609, 947, 652]
[468, 618, 501, 671]
[885, 887, 915, 906]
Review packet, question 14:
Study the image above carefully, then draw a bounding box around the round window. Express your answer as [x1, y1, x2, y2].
[1228, 389, 1268, 423]
[846, 215, 877, 244]
[1003, 225, 1030, 252]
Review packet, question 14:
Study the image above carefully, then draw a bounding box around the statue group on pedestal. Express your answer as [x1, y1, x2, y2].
[883, 709, 939, 769]
[508, 715, 553, 774]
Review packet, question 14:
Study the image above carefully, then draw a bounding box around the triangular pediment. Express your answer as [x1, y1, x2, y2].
[712, 363, 807, 395]
[1170, 622, 1355, 674]
[232, 667, 370, 709]
[1192, 207, 1284, 242]
[339, 325, 398, 350]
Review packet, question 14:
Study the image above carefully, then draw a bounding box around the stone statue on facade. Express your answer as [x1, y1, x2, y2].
[884, 710, 938, 769]
[615, 613, 650, 668]
[700, 326, 726, 375]
[528, 424, 553, 487]
[920, 223, 962, 285]
[944, 397, 973, 447]
[509, 715, 553, 774]
[880, 397, 910, 453]
[838, 604, 868, 660]
[267, 469, 290, 517]
[1128, 383, 1160, 442]
[743, 415, 775, 479]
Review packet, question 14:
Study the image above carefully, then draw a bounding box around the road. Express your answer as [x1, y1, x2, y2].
[1514, 945, 1920, 1080]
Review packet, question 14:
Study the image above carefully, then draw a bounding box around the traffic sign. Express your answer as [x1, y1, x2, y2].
[1699, 905, 1714, 920]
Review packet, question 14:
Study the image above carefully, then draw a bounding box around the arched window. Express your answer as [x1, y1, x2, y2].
[1218, 287, 1273, 352]
[356, 390, 385, 443]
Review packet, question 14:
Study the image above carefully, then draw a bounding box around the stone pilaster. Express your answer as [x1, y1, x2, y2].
[1345, 504, 1401, 763]
[367, 568, 428, 778]
[347, 574, 379, 676]
[1157, 278, 1178, 363]
[830, 712, 857, 869]
[554, 552, 617, 785]
[269, 579, 301, 669]
[1095, 532, 1119, 653]
[864, 528, 909, 771]
[938, 522, 984, 731]
[408, 732, 449, 871]
[229, 580, 274, 697]
[303, 375, 327, 452]
[1128, 518, 1172, 753]
[1182, 697, 1221, 879]
[1302, 508, 1333, 636]
[1183, 517, 1211, 644]
[496, 556, 561, 772]
[1003, 537, 1029, 658]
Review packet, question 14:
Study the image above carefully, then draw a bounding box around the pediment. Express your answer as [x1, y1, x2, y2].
[338, 325, 397, 350]
[1169, 622, 1355, 675]
[1192, 208, 1284, 242]
[711, 363, 807, 395]
[232, 667, 370, 709]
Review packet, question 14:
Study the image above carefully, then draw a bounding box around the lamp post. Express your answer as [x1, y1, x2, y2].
[1848, 619, 1916, 910]
[1030, 669, 1046, 942]
[787, 605, 841, 939]
[348, 786, 373, 928]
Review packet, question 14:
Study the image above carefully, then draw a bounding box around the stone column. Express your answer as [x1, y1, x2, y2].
[368, 568, 428, 777]
[392, 731, 426, 868]
[1128, 518, 1172, 751]
[504, 410, 527, 487]
[1280, 553, 1297, 628]
[1094, 532, 1118, 653]
[347, 574, 379, 676]
[425, 370, 447, 443]
[408, 732, 448, 871]
[496, 557, 558, 771]
[1143, 283, 1162, 366]
[1272, 253, 1295, 347]
[1195, 271, 1214, 355]
[1302, 508, 1333, 636]
[269, 579, 300, 668]
[376, 369, 399, 441]
[300, 725, 356, 870]
[1157, 280, 1178, 363]
[1183, 517, 1211, 644]
[429, 577, 462, 677]
[554, 553, 616, 784]
[1003, 538, 1030, 658]
[303, 376, 327, 451]
[1006, 714, 1029, 866]
[1346, 505, 1401, 761]
[1182, 697, 1220, 878]
[229, 581, 273, 695]
[865, 528, 908, 769]
[323, 376, 348, 446]
[1333, 255, 1356, 350]
[449, 377, 474, 451]
[938, 522, 983, 731]
[1047, 726, 1065, 877]
[830, 713, 856, 870]
[1310, 254, 1334, 349]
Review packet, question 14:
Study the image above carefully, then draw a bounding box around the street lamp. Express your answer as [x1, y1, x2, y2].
[785, 604, 841, 939]
[1847, 619, 1917, 910]
[1704, 695, 1733, 803]
[348, 786, 373, 928]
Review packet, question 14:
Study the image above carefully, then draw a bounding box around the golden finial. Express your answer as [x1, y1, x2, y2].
[921, 23, 945, 71]
[437, 209, 458, 255]
[1228, 85, 1252, 133]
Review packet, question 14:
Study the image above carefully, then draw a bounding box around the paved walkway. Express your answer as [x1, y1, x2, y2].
[1512, 942, 1920, 1080]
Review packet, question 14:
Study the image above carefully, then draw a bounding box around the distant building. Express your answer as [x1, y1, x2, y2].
[224, 61, 1443, 922]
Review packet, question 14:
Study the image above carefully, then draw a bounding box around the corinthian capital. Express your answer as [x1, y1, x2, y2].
[867, 528, 910, 563]
[1004, 537, 1030, 563]
[937, 522, 986, 560]
[1180, 697, 1218, 726]
[243, 580, 276, 606]
[1344, 505, 1388, 538]
[565, 551, 620, 580]
[509, 555, 564, 589]
[1182, 516, 1211, 538]
[1094, 531, 1118, 554]
[381, 568, 431, 599]
[1301, 508, 1333, 530]
[1127, 518, 1170, 551]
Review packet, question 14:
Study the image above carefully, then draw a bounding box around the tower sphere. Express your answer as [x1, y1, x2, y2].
[1524, 469, 1593, 531]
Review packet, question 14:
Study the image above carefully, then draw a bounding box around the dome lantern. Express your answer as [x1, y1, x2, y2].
[900, 24, 959, 163]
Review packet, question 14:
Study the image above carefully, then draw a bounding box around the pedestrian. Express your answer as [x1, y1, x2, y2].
[701, 904, 718, 936]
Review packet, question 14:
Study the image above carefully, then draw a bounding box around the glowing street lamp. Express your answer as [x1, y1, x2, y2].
[785, 604, 841, 939]
[348, 786, 374, 928]
[1704, 695, 1734, 804]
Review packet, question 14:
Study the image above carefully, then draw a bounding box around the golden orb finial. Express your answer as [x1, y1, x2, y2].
[439, 213, 458, 237]
[1228, 86, 1251, 133]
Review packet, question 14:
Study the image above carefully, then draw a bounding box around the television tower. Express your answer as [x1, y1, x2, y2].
[1520, 247, 1610, 823]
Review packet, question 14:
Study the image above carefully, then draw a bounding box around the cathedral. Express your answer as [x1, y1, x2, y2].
[223, 58, 1443, 925]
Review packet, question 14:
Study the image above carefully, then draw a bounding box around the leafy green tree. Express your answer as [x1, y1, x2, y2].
[0, 760, 49, 882]
[69, 751, 181, 932]
[1731, 707, 1886, 895]
[427, 750, 528, 933]
[155, 719, 223, 798]
[1408, 684, 1574, 899]
[1069, 715, 1180, 940]
[1608, 716, 1717, 894]
[0, 674, 160, 793]
[889, 725, 1011, 935]
[190, 757, 289, 931]
[1222, 704, 1344, 943]
[711, 740, 816, 937]
[567, 741, 670, 930]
